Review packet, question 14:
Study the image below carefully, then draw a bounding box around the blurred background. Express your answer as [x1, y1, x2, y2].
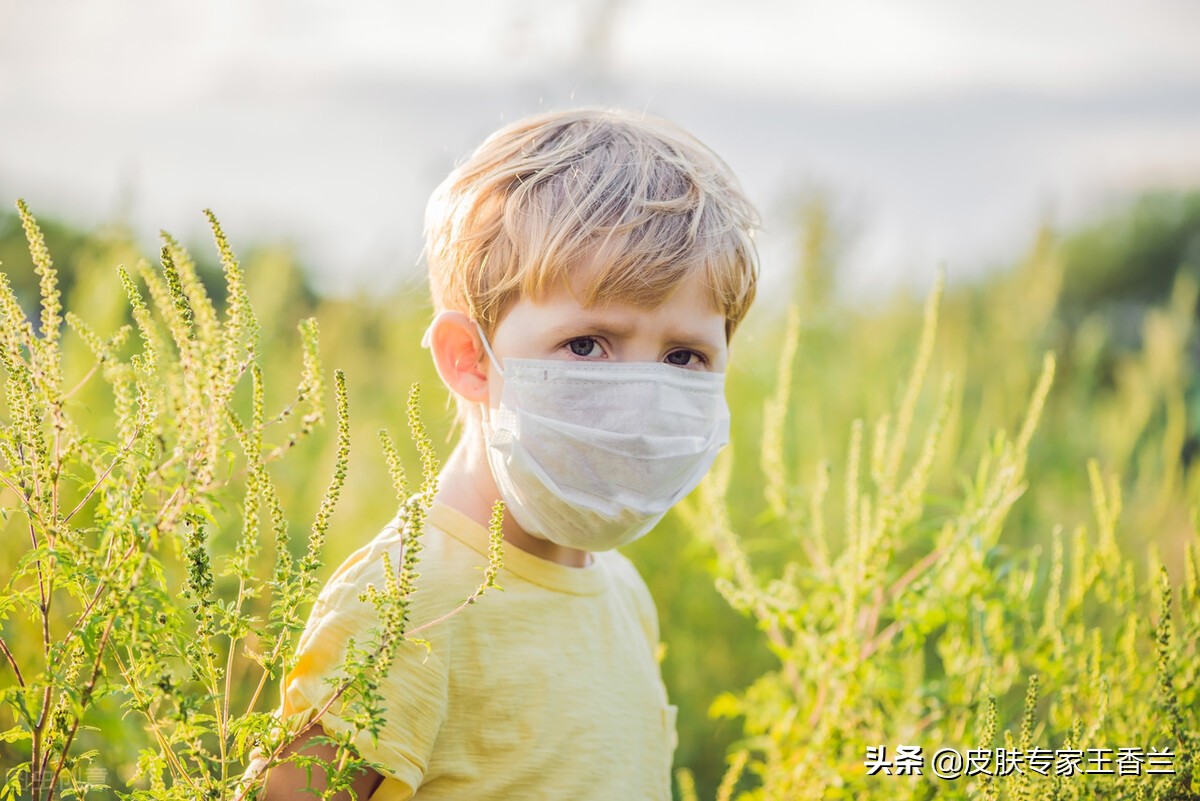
[4, 0, 1200, 303]
[2, 1, 1199, 797]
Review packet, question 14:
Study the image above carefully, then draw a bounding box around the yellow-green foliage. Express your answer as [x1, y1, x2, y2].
[671, 226, 1199, 798]
[0, 204, 502, 800]
[1, 200, 1197, 800]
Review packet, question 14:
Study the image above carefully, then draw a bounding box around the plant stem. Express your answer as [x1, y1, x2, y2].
[62, 423, 143, 524]
[59, 363, 98, 402]
[0, 635, 23, 687]
[46, 613, 117, 800]
[0, 474, 52, 529]
[112, 649, 203, 792]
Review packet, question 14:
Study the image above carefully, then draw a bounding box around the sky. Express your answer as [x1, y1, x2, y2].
[2, 0, 1199, 307]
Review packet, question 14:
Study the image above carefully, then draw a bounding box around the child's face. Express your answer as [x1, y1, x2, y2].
[484, 269, 729, 390]
[424, 266, 732, 556]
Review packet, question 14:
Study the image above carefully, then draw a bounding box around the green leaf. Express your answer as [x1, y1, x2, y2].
[0, 726, 30, 743]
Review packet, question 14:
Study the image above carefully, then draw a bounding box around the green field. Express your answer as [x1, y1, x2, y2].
[1, 193, 1198, 799]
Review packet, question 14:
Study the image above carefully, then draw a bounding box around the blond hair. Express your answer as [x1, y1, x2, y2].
[424, 108, 760, 347]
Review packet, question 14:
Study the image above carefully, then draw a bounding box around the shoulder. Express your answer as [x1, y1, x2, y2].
[308, 507, 489, 644]
[285, 513, 459, 752]
[600, 549, 654, 607]
[598, 549, 660, 647]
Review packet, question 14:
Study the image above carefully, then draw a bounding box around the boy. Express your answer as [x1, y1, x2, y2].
[262, 108, 759, 799]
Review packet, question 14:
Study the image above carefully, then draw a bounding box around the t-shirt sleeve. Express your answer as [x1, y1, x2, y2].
[606, 553, 678, 757]
[281, 540, 450, 795]
[609, 552, 661, 653]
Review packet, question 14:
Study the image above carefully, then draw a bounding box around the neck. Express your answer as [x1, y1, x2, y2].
[431, 415, 594, 568]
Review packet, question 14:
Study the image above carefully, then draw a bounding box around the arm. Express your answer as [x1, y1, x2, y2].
[263, 537, 451, 799]
[255, 722, 384, 801]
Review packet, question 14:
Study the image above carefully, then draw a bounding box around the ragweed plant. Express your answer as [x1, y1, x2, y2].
[680, 272, 1199, 800]
[0, 202, 503, 800]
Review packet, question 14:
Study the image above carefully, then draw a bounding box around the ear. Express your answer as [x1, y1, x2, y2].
[425, 311, 491, 404]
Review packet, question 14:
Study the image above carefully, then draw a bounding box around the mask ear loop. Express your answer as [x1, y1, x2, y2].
[472, 320, 506, 378]
[420, 314, 506, 429]
[467, 319, 507, 437]
[420, 314, 505, 378]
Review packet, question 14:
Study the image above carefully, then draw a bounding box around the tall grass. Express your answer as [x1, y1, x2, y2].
[668, 229, 1198, 798]
[1, 202, 1196, 799]
[0, 203, 502, 799]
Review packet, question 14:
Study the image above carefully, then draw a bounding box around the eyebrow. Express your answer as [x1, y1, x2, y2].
[545, 319, 722, 353]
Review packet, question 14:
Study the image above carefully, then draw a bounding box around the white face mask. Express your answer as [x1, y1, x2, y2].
[461, 319, 732, 552]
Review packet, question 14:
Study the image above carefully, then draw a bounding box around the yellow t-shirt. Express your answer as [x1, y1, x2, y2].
[282, 500, 679, 800]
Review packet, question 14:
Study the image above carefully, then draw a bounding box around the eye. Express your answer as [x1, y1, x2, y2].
[665, 350, 706, 368]
[565, 337, 604, 358]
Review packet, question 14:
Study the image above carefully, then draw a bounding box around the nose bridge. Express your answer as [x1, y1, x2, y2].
[607, 316, 663, 363]
[625, 332, 664, 363]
